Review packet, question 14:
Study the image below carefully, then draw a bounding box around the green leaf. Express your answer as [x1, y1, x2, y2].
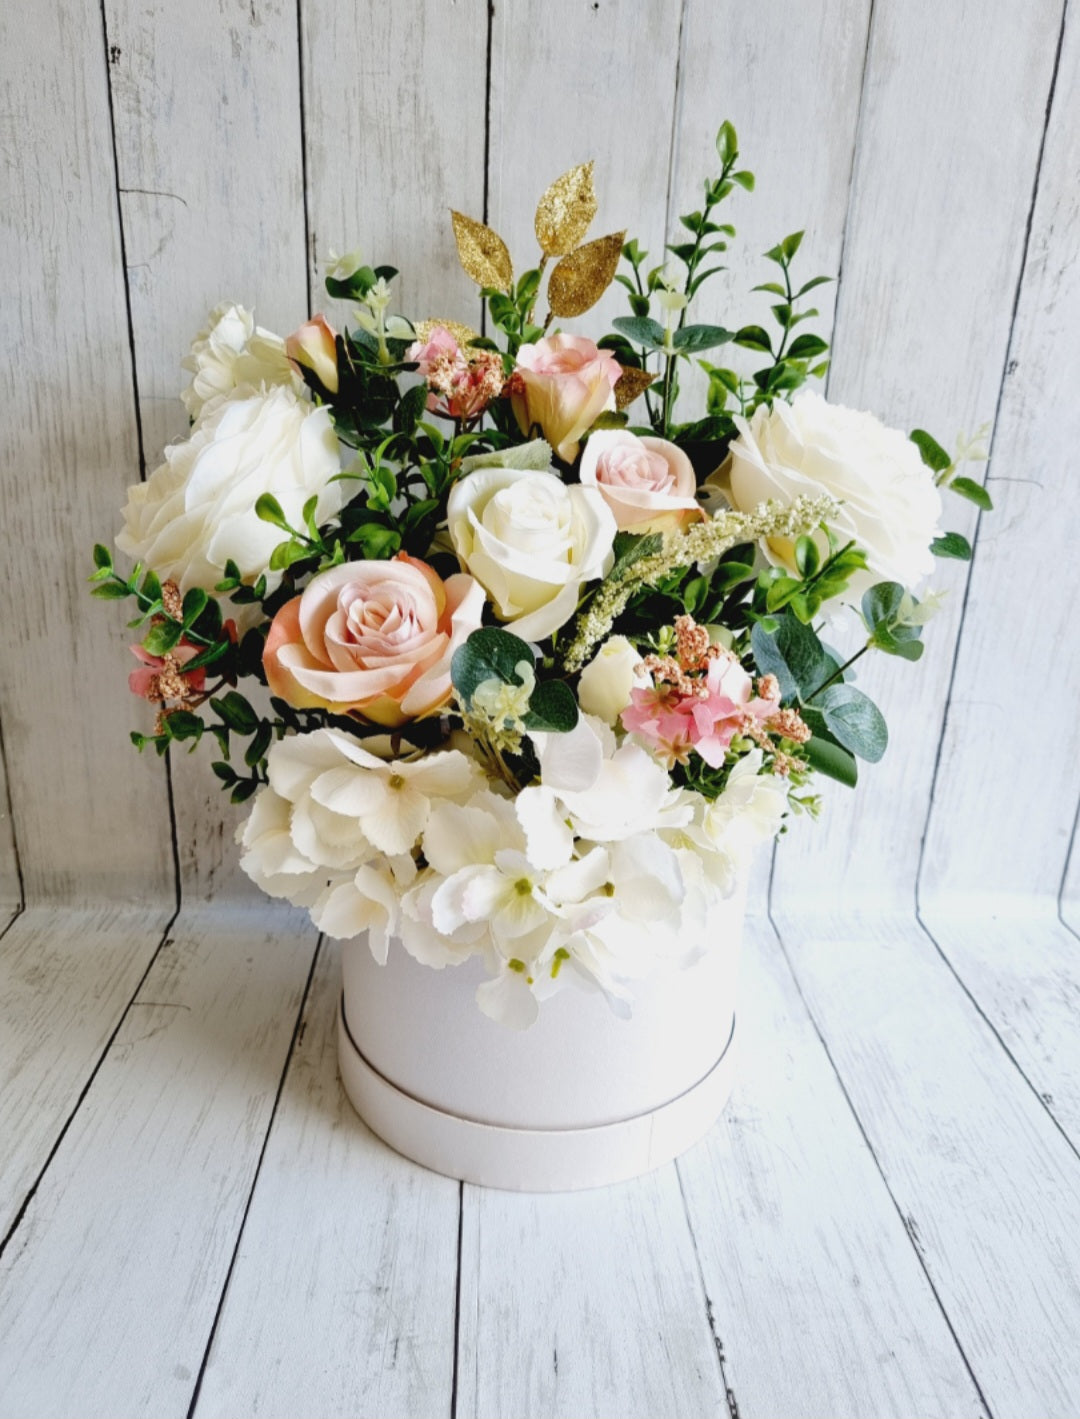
[861, 581, 905, 630]
[451, 627, 535, 705]
[176, 638, 230, 675]
[752, 615, 837, 703]
[931, 531, 973, 560]
[244, 722, 274, 768]
[91, 581, 131, 600]
[141, 569, 162, 603]
[231, 779, 259, 805]
[164, 710, 203, 742]
[254, 493, 290, 530]
[211, 691, 259, 736]
[346, 523, 401, 559]
[780, 230, 805, 261]
[211, 761, 236, 784]
[608, 530, 663, 583]
[785, 333, 829, 360]
[181, 587, 209, 628]
[801, 722, 858, 786]
[671, 323, 734, 353]
[794, 535, 821, 579]
[950, 475, 993, 511]
[93, 543, 112, 570]
[731, 170, 755, 191]
[716, 120, 738, 165]
[461, 438, 553, 475]
[394, 381, 428, 438]
[611, 315, 667, 350]
[734, 324, 772, 353]
[142, 619, 183, 657]
[523, 680, 579, 734]
[818, 684, 888, 762]
[796, 275, 834, 297]
[269, 538, 312, 573]
[910, 428, 952, 473]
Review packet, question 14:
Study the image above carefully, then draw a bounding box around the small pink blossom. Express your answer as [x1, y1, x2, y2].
[128, 640, 206, 703]
[408, 326, 504, 421]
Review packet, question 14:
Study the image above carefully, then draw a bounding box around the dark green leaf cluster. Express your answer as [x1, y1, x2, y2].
[452, 628, 578, 735]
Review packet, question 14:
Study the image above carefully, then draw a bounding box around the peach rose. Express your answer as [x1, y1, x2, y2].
[264, 554, 485, 727]
[510, 334, 621, 464]
[286, 314, 339, 394]
[579, 429, 703, 533]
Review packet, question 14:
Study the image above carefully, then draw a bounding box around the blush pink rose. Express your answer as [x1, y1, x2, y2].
[286, 314, 339, 394]
[510, 334, 621, 464]
[264, 553, 485, 727]
[579, 429, 703, 532]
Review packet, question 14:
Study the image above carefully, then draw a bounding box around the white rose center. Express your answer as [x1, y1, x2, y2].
[484, 483, 574, 562]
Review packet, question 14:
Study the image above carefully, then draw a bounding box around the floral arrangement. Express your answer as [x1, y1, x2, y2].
[91, 124, 990, 1028]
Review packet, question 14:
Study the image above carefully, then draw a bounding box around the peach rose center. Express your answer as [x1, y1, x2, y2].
[325, 582, 433, 671]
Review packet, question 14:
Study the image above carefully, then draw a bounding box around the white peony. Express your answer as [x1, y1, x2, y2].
[181, 302, 299, 421]
[576, 635, 643, 725]
[447, 466, 616, 641]
[116, 385, 345, 608]
[725, 391, 942, 594]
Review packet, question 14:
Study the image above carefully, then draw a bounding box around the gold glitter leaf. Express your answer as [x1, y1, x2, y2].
[535, 161, 599, 256]
[450, 211, 513, 292]
[546, 231, 626, 318]
[614, 365, 657, 411]
[413, 318, 483, 349]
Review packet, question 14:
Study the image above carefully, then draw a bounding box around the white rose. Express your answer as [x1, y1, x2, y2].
[181, 302, 299, 421]
[116, 385, 345, 608]
[577, 635, 643, 725]
[447, 467, 616, 641]
[726, 391, 942, 594]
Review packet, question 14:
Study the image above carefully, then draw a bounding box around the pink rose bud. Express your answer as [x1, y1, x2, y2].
[285, 314, 339, 394]
[509, 333, 621, 464]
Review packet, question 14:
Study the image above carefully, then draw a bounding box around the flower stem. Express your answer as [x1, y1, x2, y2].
[804, 643, 869, 703]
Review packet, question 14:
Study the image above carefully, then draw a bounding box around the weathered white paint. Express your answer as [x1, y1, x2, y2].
[0, 0, 175, 904]
[455, 1164, 725, 1418]
[0, 906, 171, 1238]
[769, 909, 1080, 1417]
[0, 743, 21, 913]
[192, 940, 461, 1419]
[302, 0, 490, 331]
[0, 906, 316, 1419]
[920, 1, 1080, 907]
[677, 917, 986, 1418]
[771, 0, 1067, 912]
[487, 0, 683, 345]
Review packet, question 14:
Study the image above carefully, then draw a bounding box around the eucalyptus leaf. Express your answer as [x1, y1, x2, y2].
[522, 680, 578, 733]
[818, 684, 888, 762]
[452, 627, 534, 705]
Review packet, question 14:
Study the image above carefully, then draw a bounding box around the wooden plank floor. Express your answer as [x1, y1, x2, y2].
[1, 903, 1078, 1419]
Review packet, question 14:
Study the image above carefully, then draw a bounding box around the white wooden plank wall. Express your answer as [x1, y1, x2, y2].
[2, 2, 1080, 1417]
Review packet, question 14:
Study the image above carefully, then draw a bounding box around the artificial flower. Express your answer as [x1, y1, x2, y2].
[116, 385, 345, 615]
[579, 429, 703, 532]
[723, 391, 943, 594]
[263, 554, 485, 727]
[180, 302, 298, 421]
[509, 333, 621, 463]
[576, 635, 643, 725]
[408, 324, 504, 421]
[128, 639, 205, 703]
[286, 314, 339, 394]
[446, 466, 616, 641]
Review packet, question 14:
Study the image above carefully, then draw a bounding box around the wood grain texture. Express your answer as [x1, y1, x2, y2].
[773, 908, 1080, 1417]
[456, 1170, 724, 1417]
[772, 0, 1066, 911]
[918, 906, 1080, 1152]
[0, 733, 21, 912]
[0, 906, 171, 1240]
[666, 0, 871, 412]
[301, 0, 489, 331]
[105, 0, 308, 904]
[487, 0, 683, 344]
[193, 940, 460, 1419]
[0, 905, 317, 1419]
[677, 916, 985, 1419]
[0, 0, 174, 904]
[920, 2, 1080, 905]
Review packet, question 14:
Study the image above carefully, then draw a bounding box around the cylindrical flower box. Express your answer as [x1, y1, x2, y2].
[337, 881, 746, 1192]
